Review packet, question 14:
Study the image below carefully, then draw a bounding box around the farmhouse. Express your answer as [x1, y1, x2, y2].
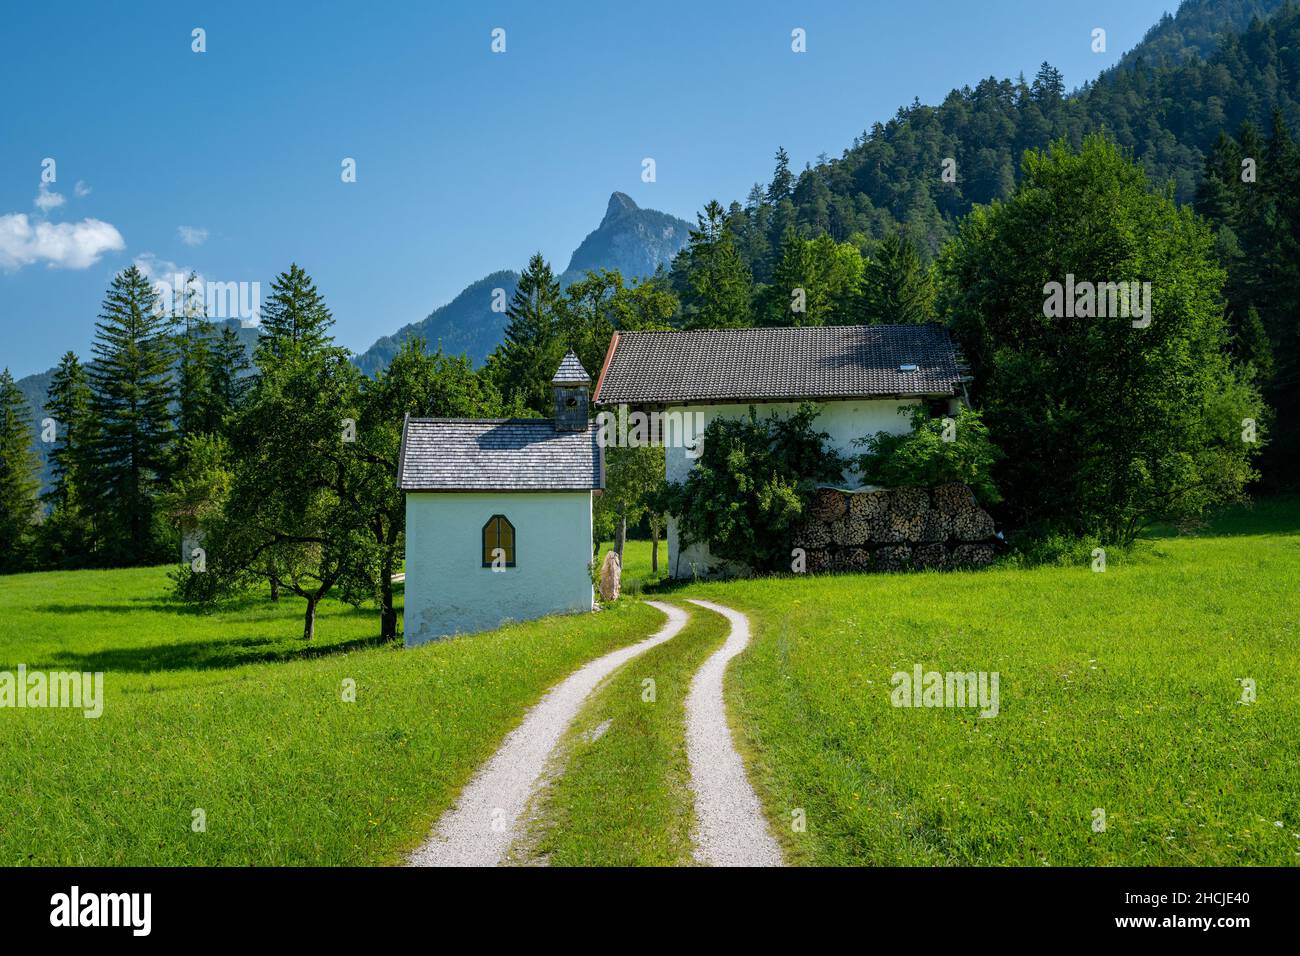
[397, 352, 603, 645]
[592, 324, 964, 578]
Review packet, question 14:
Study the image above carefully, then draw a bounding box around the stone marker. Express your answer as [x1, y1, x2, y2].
[599, 550, 622, 602]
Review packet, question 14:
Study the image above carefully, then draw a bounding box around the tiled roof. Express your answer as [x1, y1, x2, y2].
[593, 324, 961, 405]
[551, 350, 592, 385]
[398, 418, 602, 492]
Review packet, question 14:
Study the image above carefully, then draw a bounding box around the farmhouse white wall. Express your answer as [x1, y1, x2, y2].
[665, 399, 921, 578]
[404, 491, 594, 645]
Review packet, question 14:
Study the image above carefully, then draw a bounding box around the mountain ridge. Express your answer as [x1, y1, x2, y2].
[352, 192, 692, 373]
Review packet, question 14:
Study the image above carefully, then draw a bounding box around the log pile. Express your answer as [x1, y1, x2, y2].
[791, 483, 997, 572]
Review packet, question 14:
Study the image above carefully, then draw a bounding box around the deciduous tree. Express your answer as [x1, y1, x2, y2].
[940, 136, 1264, 543]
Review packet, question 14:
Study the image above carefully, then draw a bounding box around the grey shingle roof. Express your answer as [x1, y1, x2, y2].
[551, 350, 592, 385]
[398, 418, 602, 492]
[593, 324, 961, 405]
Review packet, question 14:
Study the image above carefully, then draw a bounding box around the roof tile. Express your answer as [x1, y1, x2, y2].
[594, 324, 960, 404]
[551, 350, 592, 386]
[398, 418, 602, 492]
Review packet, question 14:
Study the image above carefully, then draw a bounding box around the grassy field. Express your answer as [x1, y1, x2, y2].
[2, 501, 1295, 866]
[0, 568, 661, 865]
[515, 601, 728, 865]
[598, 539, 668, 595]
[677, 497, 1300, 865]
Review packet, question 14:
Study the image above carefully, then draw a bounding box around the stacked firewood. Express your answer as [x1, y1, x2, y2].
[790, 482, 997, 572]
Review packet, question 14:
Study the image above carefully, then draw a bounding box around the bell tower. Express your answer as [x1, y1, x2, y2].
[551, 350, 591, 432]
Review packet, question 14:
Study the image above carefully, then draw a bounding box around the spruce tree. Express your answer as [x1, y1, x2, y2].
[682, 200, 753, 329]
[85, 265, 176, 564]
[766, 147, 794, 205]
[0, 369, 40, 571]
[764, 230, 866, 327]
[208, 324, 252, 419]
[255, 263, 335, 364]
[766, 228, 821, 325]
[38, 351, 96, 568]
[174, 274, 219, 445]
[861, 232, 935, 324]
[1237, 306, 1275, 383]
[43, 351, 90, 510]
[1031, 62, 1065, 104]
[490, 253, 565, 414]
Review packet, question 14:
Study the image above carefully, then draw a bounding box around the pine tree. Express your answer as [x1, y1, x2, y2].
[174, 273, 219, 445]
[1237, 306, 1275, 383]
[38, 352, 96, 568]
[682, 200, 753, 329]
[489, 253, 565, 414]
[84, 265, 176, 564]
[43, 351, 90, 509]
[255, 263, 335, 364]
[0, 369, 40, 571]
[764, 230, 866, 326]
[208, 324, 252, 419]
[861, 232, 935, 324]
[766, 147, 794, 205]
[1031, 62, 1065, 104]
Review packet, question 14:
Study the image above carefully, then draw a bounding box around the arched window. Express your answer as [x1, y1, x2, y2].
[482, 515, 516, 568]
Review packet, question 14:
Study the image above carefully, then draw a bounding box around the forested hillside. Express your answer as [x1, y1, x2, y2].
[1117, 0, 1286, 69]
[721, 0, 1300, 266]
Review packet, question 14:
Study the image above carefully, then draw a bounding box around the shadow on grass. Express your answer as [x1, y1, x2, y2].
[39, 631, 397, 674]
[28, 603, 311, 625]
[639, 576, 696, 597]
[1143, 494, 1300, 540]
[31, 582, 403, 622]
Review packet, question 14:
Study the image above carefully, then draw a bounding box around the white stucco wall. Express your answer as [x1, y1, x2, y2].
[665, 399, 925, 578]
[404, 491, 594, 645]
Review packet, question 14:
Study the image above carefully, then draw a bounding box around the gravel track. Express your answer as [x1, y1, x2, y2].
[683, 599, 783, 867]
[407, 601, 689, 867]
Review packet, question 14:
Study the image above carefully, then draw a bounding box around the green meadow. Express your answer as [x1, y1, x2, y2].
[0, 569, 659, 865]
[682, 498, 1300, 865]
[1, 500, 1295, 865]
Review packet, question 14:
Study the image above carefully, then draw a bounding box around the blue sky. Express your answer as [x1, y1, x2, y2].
[0, 0, 1179, 378]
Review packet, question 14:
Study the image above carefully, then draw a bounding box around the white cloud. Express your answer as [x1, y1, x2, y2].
[0, 213, 125, 271]
[133, 252, 178, 282]
[177, 225, 208, 246]
[74, 181, 92, 198]
[134, 253, 206, 315]
[34, 185, 66, 212]
[134, 252, 203, 287]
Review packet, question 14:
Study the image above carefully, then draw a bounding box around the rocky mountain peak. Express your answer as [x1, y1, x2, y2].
[603, 191, 639, 223]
